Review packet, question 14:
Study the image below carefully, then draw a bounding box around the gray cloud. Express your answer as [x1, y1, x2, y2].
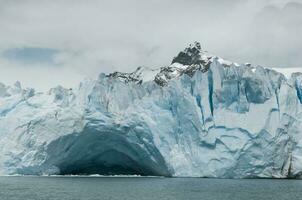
[0, 0, 301, 90]
[3, 47, 59, 65]
[231, 1, 302, 67]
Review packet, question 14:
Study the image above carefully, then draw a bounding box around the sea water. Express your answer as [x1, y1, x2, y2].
[0, 176, 301, 200]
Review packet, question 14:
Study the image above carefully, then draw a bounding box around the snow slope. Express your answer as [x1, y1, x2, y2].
[0, 42, 302, 178]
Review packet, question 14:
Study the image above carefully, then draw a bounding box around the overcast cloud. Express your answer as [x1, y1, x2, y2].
[0, 0, 301, 91]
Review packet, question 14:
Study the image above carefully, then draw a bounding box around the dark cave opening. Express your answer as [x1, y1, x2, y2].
[44, 128, 171, 176]
[58, 150, 160, 176]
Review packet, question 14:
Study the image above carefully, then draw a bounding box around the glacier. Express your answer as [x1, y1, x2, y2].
[1, 42, 302, 178]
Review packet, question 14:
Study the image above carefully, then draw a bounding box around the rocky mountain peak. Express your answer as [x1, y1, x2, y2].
[171, 41, 204, 65]
[106, 42, 233, 86]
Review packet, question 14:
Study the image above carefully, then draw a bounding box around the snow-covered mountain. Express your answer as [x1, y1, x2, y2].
[1, 42, 302, 178]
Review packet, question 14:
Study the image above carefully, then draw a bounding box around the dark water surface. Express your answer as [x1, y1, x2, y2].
[0, 176, 301, 200]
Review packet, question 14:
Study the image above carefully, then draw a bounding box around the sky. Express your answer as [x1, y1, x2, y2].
[0, 0, 301, 91]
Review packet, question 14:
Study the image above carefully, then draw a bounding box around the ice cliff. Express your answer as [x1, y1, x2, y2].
[1, 42, 302, 178]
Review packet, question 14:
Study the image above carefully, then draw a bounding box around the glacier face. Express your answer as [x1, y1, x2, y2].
[1, 42, 302, 178]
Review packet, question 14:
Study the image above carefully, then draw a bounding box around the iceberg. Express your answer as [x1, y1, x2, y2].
[0, 42, 302, 178]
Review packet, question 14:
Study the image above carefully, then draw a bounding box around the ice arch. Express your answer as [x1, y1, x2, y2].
[43, 127, 171, 176]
